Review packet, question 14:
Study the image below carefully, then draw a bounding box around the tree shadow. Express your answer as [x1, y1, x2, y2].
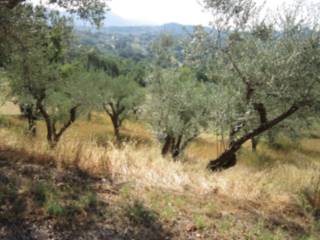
[120, 200, 171, 240]
[0, 147, 171, 240]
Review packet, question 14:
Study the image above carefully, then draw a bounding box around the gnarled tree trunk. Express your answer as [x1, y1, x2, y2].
[161, 135, 174, 156]
[20, 103, 37, 136]
[36, 98, 79, 148]
[161, 133, 197, 160]
[208, 103, 301, 171]
[103, 103, 124, 145]
[111, 114, 121, 144]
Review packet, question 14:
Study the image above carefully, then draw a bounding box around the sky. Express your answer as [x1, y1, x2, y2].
[108, 0, 211, 25]
[108, 0, 292, 25]
[30, 0, 313, 26]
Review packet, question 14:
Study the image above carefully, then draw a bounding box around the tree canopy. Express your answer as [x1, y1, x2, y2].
[7, 7, 93, 146]
[201, 0, 320, 170]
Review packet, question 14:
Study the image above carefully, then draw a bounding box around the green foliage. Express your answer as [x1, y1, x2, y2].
[79, 192, 97, 209]
[124, 200, 158, 226]
[46, 200, 65, 216]
[100, 74, 145, 115]
[31, 182, 99, 219]
[199, 2, 320, 170]
[93, 69, 145, 141]
[193, 214, 209, 231]
[7, 7, 74, 114]
[0, 0, 108, 26]
[49, 0, 108, 26]
[5, 7, 96, 145]
[145, 68, 211, 157]
[152, 33, 181, 68]
[31, 182, 51, 205]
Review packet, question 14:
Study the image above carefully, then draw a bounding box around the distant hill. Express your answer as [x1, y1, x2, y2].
[98, 23, 197, 36]
[72, 11, 212, 36]
[75, 21, 209, 37]
[74, 12, 155, 28]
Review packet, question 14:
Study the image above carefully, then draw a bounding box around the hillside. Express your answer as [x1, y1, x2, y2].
[0, 115, 320, 239]
[2, 1, 320, 239]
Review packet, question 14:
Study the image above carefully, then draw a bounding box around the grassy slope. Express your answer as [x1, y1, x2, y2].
[0, 114, 320, 239]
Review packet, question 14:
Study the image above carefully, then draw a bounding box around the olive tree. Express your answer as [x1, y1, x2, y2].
[145, 68, 211, 159]
[8, 8, 92, 147]
[93, 72, 145, 143]
[1, 0, 108, 78]
[1, 0, 108, 25]
[202, 1, 320, 170]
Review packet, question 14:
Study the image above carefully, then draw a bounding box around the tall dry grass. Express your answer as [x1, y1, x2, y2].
[1, 127, 320, 205]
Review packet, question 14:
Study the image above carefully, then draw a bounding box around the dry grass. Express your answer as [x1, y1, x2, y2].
[1, 116, 320, 239]
[0, 102, 20, 115]
[1, 116, 320, 204]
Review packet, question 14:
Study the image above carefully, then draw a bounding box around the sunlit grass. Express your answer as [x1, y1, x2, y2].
[1, 115, 320, 201]
[1, 114, 320, 238]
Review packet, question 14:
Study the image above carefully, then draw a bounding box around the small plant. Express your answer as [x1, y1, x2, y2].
[31, 182, 66, 216]
[46, 200, 65, 216]
[193, 214, 208, 231]
[31, 182, 51, 205]
[124, 200, 158, 227]
[79, 192, 97, 210]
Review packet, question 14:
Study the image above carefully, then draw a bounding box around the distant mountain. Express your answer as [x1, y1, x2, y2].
[98, 23, 195, 35]
[74, 12, 155, 28]
[73, 11, 212, 36]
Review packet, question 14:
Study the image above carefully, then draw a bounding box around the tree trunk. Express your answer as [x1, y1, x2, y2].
[161, 135, 174, 156]
[207, 148, 238, 171]
[87, 112, 92, 121]
[27, 116, 37, 137]
[111, 115, 121, 144]
[171, 135, 183, 159]
[251, 137, 258, 152]
[207, 103, 301, 171]
[37, 99, 78, 148]
[25, 107, 37, 137]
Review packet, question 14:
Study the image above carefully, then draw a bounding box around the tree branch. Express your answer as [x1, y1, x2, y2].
[230, 102, 303, 152]
[55, 105, 80, 139]
[253, 102, 268, 124]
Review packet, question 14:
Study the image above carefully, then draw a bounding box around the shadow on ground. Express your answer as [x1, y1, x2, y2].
[0, 146, 171, 240]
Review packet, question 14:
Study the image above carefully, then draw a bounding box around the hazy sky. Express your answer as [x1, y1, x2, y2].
[108, 0, 292, 25]
[30, 0, 311, 25]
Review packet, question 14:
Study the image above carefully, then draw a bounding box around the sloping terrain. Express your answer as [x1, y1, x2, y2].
[0, 116, 319, 239]
[0, 143, 319, 240]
